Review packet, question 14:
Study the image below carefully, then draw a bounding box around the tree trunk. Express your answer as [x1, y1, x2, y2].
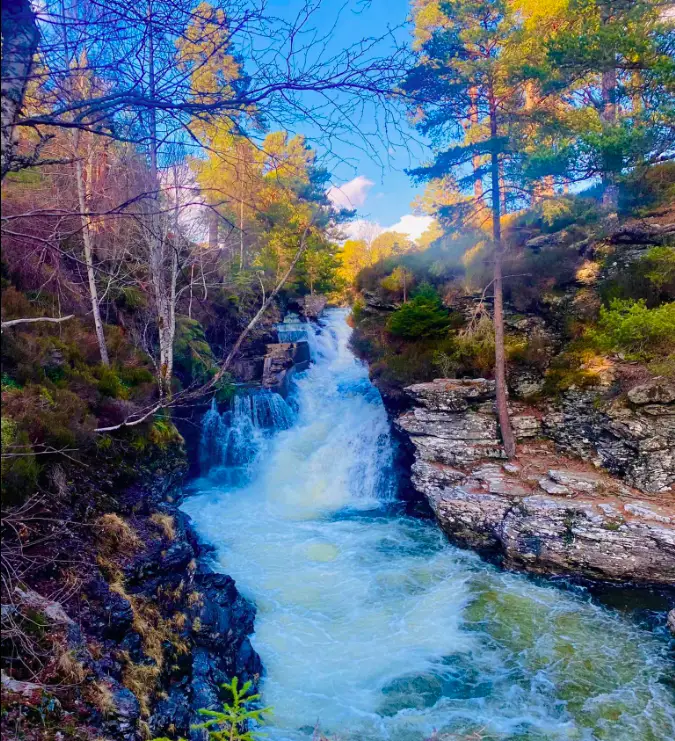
[208, 206, 218, 250]
[489, 97, 516, 458]
[601, 66, 618, 209]
[1, 0, 40, 180]
[75, 141, 110, 365]
[146, 2, 175, 398]
[468, 87, 483, 202]
[239, 198, 245, 270]
[600, 1, 618, 211]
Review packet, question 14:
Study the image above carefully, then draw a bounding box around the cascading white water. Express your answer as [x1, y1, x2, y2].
[200, 389, 295, 485]
[184, 309, 674, 741]
[276, 312, 309, 343]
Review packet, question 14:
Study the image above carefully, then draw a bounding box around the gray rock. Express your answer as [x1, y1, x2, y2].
[405, 378, 495, 412]
[627, 379, 675, 406]
[548, 469, 602, 493]
[397, 374, 675, 584]
[512, 415, 542, 439]
[428, 485, 675, 583]
[301, 294, 327, 319]
[538, 478, 570, 495]
[668, 609, 675, 636]
[262, 340, 310, 396]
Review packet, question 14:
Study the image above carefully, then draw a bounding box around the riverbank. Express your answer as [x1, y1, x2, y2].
[0, 433, 262, 741]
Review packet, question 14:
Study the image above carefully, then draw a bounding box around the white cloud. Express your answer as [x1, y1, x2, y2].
[384, 214, 433, 242]
[327, 176, 374, 210]
[341, 214, 434, 244]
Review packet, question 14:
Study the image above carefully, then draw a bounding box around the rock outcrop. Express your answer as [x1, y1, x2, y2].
[301, 293, 328, 320]
[543, 379, 675, 494]
[261, 340, 310, 396]
[397, 379, 675, 584]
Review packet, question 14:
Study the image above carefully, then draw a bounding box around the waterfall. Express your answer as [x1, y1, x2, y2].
[185, 308, 674, 741]
[276, 312, 309, 342]
[199, 389, 295, 481]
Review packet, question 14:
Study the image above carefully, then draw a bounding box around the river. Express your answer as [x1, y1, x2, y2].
[183, 308, 674, 741]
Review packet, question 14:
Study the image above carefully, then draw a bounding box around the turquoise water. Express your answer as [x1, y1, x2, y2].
[183, 309, 675, 741]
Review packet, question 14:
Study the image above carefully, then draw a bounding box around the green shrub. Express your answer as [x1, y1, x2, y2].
[174, 316, 218, 385]
[1, 429, 39, 504]
[193, 676, 270, 741]
[1, 373, 22, 391]
[350, 297, 366, 324]
[96, 367, 128, 399]
[600, 246, 675, 306]
[589, 299, 675, 360]
[387, 284, 460, 339]
[515, 195, 601, 234]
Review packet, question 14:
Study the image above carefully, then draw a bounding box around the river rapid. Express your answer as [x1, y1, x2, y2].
[183, 308, 674, 741]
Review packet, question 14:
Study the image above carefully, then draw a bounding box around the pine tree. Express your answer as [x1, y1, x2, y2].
[403, 0, 524, 457]
[519, 0, 675, 209]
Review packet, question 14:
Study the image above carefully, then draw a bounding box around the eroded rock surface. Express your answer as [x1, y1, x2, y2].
[543, 384, 675, 494]
[398, 379, 675, 584]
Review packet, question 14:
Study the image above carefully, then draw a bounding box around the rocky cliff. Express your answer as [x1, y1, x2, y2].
[396, 378, 675, 584]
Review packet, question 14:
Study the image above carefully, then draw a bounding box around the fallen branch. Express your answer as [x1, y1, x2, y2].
[94, 404, 163, 433]
[1, 314, 74, 330]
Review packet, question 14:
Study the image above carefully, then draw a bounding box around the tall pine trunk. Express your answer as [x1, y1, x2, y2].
[468, 87, 483, 201]
[600, 2, 618, 210]
[489, 96, 516, 458]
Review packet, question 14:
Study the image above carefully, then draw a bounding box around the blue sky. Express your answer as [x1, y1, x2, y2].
[262, 0, 431, 239]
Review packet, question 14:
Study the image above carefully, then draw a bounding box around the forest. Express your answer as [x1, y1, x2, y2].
[1, 1, 674, 741]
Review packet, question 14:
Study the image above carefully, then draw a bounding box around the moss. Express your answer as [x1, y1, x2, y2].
[148, 419, 184, 449]
[174, 316, 218, 386]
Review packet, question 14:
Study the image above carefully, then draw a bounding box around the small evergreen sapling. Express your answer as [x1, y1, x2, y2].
[193, 677, 270, 741]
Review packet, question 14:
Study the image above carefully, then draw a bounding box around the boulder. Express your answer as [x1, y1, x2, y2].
[301, 294, 327, 319]
[425, 484, 675, 583]
[627, 379, 675, 406]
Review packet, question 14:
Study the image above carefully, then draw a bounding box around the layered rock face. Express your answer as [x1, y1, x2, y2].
[397, 379, 675, 584]
[543, 379, 675, 494]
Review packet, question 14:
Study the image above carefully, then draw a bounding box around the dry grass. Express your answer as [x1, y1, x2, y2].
[96, 513, 142, 556]
[119, 651, 160, 718]
[56, 648, 87, 684]
[150, 512, 176, 541]
[87, 680, 117, 718]
[187, 590, 203, 607]
[173, 611, 188, 630]
[103, 575, 188, 718]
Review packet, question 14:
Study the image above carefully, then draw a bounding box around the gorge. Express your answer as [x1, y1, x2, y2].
[182, 309, 674, 741]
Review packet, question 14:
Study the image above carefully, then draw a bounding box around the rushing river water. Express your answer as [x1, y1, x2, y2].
[183, 309, 674, 741]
